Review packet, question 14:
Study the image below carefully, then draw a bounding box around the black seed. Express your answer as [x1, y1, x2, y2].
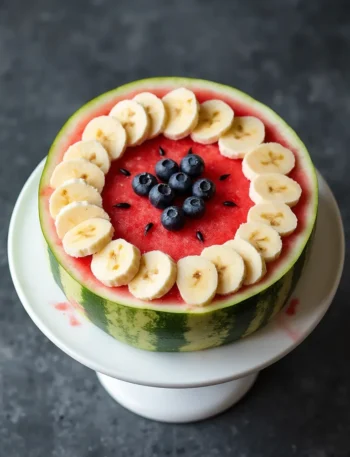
[187, 147, 193, 154]
[196, 230, 204, 242]
[159, 147, 166, 156]
[219, 174, 230, 181]
[144, 222, 154, 235]
[223, 201, 237, 207]
[114, 202, 131, 209]
[120, 168, 131, 176]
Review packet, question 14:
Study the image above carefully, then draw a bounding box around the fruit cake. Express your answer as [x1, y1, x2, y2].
[39, 78, 318, 352]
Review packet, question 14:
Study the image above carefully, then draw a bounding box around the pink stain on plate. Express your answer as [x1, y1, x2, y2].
[286, 298, 300, 316]
[277, 297, 301, 343]
[54, 302, 69, 311]
[53, 301, 81, 327]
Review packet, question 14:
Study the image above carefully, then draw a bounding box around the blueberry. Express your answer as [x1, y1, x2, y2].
[180, 154, 204, 178]
[161, 206, 185, 231]
[192, 178, 216, 200]
[132, 172, 158, 196]
[155, 159, 179, 182]
[149, 183, 174, 209]
[183, 196, 206, 219]
[168, 172, 192, 195]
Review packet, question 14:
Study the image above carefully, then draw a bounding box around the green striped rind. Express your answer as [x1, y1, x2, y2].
[50, 235, 312, 352]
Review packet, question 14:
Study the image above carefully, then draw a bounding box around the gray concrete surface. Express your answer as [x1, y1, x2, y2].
[0, 0, 349, 456]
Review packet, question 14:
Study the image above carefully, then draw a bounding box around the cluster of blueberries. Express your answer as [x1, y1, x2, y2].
[132, 152, 216, 231]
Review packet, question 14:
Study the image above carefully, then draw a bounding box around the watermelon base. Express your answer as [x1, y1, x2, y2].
[48, 239, 311, 352]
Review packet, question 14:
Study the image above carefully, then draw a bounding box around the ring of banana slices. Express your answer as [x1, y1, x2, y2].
[48, 88, 302, 307]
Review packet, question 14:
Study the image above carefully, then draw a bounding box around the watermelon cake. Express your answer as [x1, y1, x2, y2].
[38, 78, 318, 352]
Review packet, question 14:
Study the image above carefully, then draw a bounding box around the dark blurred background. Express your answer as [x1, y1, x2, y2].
[0, 0, 349, 456]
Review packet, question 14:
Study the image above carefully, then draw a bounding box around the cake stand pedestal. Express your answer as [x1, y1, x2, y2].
[8, 161, 344, 423]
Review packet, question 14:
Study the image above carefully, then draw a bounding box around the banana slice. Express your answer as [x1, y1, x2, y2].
[250, 173, 302, 207]
[64, 140, 111, 174]
[91, 239, 141, 287]
[50, 159, 105, 192]
[201, 245, 245, 295]
[82, 115, 127, 160]
[128, 251, 176, 300]
[133, 92, 167, 139]
[224, 239, 266, 285]
[242, 143, 295, 181]
[176, 256, 218, 306]
[235, 222, 282, 262]
[162, 88, 199, 140]
[49, 178, 102, 219]
[63, 218, 114, 258]
[190, 100, 234, 144]
[109, 100, 149, 146]
[248, 202, 297, 236]
[55, 201, 110, 239]
[219, 116, 265, 159]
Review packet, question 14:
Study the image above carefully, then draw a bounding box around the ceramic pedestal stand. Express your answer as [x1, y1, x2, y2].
[9, 162, 344, 423]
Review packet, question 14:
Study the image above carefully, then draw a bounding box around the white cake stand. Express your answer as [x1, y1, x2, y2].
[8, 161, 344, 423]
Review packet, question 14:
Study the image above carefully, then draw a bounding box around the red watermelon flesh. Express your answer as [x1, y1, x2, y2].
[42, 87, 311, 305]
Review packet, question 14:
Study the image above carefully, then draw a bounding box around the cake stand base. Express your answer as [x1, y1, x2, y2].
[97, 371, 258, 423]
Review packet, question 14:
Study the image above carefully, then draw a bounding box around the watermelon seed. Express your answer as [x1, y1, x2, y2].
[219, 174, 230, 181]
[120, 168, 131, 176]
[144, 222, 154, 235]
[223, 201, 237, 207]
[188, 147, 193, 154]
[114, 202, 131, 209]
[196, 230, 204, 242]
[159, 147, 166, 156]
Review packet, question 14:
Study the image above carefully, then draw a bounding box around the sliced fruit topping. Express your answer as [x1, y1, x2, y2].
[162, 88, 199, 140]
[55, 201, 110, 239]
[176, 256, 218, 306]
[149, 183, 174, 209]
[191, 100, 234, 144]
[168, 172, 192, 195]
[62, 218, 114, 258]
[183, 196, 205, 219]
[128, 251, 177, 300]
[133, 92, 167, 139]
[180, 154, 204, 178]
[50, 158, 105, 193]
[155, 158, 179, 182]
[82, 115, 126, 160]
[64, 140, 111, 174]
[49, 178, 102, 219]
[250, 173, 302, 207]
[219, 116, 265, 159]
[110, 100, 149, 146]
[248, 202, 297, 236]
[91, 239, 141, 287]
[161, 206, 185, 231]
[132, 172, 158, 196]
[242, 143, 295, 181]
[201, 245, 245, 295]
[192, 178, 216, 201]
[235, 222, 282, 262]
[224, 238, 266, 285]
